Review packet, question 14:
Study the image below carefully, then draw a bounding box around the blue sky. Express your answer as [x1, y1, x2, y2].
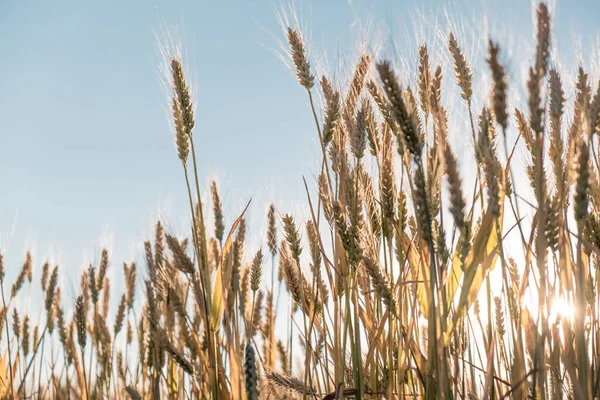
[1, 0, 599, 289]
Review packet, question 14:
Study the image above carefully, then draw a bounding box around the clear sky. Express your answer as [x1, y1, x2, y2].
[1, 0, 599, 288]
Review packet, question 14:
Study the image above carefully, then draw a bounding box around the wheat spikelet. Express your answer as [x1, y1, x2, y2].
[211, 181, 225, 244]
[244, 342, 259, 400]
[101, 278, 110, 317]
[250, 249, 263, 292]
[286, 28, 314, 90]
[125, 387, 142, 400]
[45, 265, 59, 332]
[377, 61, 422, 156]
[350, 97, 369, 159]
[448, 33, 472, 103]
[282, 215, 302, 264]
[166, 234, 194, 274]
[574, 140, 590, 226]
[75, 295, 87, 349]
[321, 76, 341, 146]
[56, 305, 72, 364]
[413, 164, 433, 242]
[171, 58, 195, 136]
[515, 108, 534, 152]
[487, 40, 508, 130]
[251, 290, 263, 337]
[159, 330, 194, 375]
[114, 294, 127, 336]
[22, 315, 30, 358]
[306, 220, 321, 275]
[277, 340, 289, 374]
[40, 261, 49, 292]
[545, 197, 559, 252]
[444, 141, 466, 231]
[429, 65, 442, 115]
[11, 252, 32, 298]
[477, 108, 501, 218]
[343, 54, 371, 132]
[266, 371, 316, 396]
[172, 95, 189, 164]
[239, 266, 250, 318]
[380, 125, 396, 240]
[366, 80, 400, 144]
[125, 262, 136, 309]
[362, 256, 394, 314]
[12, 309, 20, 341]
[267, 204, 278, 257]
[88, 265, 99, 306]
[280, 247, 303, 311]
[534, 3, 551, 78]
[548, 69, 565, 194]
[97, 248, 109, 293]
[318, 172, 334, 224]
[418, 45, 432, 114]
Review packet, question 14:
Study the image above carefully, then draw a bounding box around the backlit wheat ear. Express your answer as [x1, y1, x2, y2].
[429, 65, 442, 115]
[376, 60, 422, 156]
[487, 40, 508, 130]
[350, 98, 369, 160]
[286, 28, 314, 90]
[362, 256, 394, 314]
[380, 126, 396, 240]
[101, 278, 110, 317]
[366, 80, 398, 143]
[318, 172, 334, 225]
[165, 234, 194, 275]
[250, 249, 263, 292]
[321, 77, 341, 146]
[56, 305, 71, 363]
[172, 97, 189, 164]
[97, 248, 109, 292]
[534, 3, 551, 78]
[88, 266, 98, 305]
[244, 342, 259, 400]
[276, 340, 289, 374]
[75, 295, 87, 349]
[45, 266, 59, 331]
[343, 54, 371, 125]
[267, 204, 278, 257]
[574, 140, 590, 226]
[11, 252, 32, 298]
[12, 309, 20, 341]
[306, 220, 321, 273]
[282, 215, 302, 264]
[418, 45, 431, 114]
[267, 371, 315, 396]
[123, 262, 136, 309]
[211, 181, 225, 244]
[477, 108, 501, 218]
[240, 266, 250, 316]
[41, 261, 49, 292]
[280, 247, 303, 309]
[170, 58, 195, 136]
[444, 141, 466, 231]
[114, 294, 126, 336]
[515, 108, 534, 153]
[549, 69, 566, 191]
[21, 316, 30, 358]
[448, 33, 472, 103]
[251, 290, 263, 336]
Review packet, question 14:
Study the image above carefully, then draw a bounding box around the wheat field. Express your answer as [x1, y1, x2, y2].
[1, 2, 600, 399]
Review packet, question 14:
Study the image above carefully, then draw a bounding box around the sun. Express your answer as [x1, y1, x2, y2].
[548, 295, 575, 325]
